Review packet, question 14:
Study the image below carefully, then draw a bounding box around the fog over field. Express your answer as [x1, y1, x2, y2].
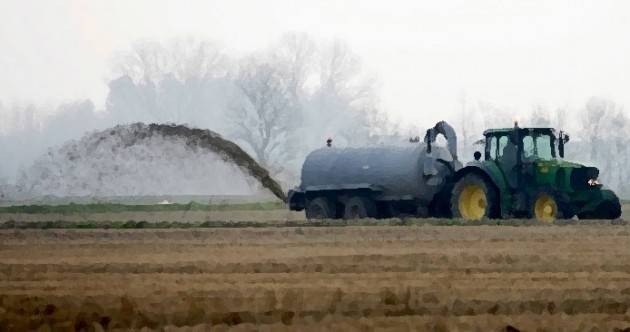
[2, 1, 630, 198]
[0, 35, 390, 198]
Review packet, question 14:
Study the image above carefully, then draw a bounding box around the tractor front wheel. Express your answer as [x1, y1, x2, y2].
[578, 200, 621, 220]
[529, 190, 574, 222]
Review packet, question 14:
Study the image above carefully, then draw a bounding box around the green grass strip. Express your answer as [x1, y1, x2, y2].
[0, 201, 284, 214]
[0, 218, 626, 230]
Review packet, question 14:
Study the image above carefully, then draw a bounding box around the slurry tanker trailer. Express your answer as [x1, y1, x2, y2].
[288, 121, 621, 221]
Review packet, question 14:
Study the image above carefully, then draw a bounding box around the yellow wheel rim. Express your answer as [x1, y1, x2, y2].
[458, 184, 487, 220]
[534, 194, 557, 222]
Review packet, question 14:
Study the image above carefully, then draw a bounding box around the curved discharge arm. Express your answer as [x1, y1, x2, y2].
[423, 121, 458, 161]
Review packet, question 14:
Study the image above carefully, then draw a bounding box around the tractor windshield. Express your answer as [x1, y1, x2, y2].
[522, 133, 555, 161]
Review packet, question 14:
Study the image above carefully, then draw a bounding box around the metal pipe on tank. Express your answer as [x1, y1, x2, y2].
[424, 121, 458, 161]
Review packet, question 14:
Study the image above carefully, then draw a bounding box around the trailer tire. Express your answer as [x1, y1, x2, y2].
[344, 196, 377, 219]
[305, 197, 334, 219]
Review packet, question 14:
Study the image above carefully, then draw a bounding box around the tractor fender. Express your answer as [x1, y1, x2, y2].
[577, 188, 622, 219]
[453, 163, 511, 218]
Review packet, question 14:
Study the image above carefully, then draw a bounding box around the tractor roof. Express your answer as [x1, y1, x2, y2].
[483, 127, 556, 136]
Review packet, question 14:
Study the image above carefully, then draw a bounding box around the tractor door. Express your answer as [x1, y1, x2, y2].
[520, 134, 538, 184]
[493, 134, 519, 188]
[520, 131, 556, 186]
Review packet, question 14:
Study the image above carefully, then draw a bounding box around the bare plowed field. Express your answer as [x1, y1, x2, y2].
[2, 225, 630, 331]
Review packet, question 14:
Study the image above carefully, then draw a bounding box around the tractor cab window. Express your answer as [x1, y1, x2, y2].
[488, 136, 497, 160]
[537, 135, 554, 160]
[497, 136, 509, 158]
[523, 136, 535, 159]
[498, 135, 518, 165]
[521, 133, 555, 161]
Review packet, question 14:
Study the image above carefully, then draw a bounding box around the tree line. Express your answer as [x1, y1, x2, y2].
[0, 33, 628, 197]
[1, 33, 391, 188]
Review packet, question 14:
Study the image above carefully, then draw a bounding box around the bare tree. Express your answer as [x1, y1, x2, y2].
[305, 39, 383, 145]
[581, 97, 615, 160]
[112, 37, 227, 84]
[553, 106, 568, 130]
[107, 34, 387, 184]
[106, 37, 231, 128]
[318, 40, 375, 105]
[225, 35, 388, 185]
[476, 100, 510, 129]
[169, 37, 228, 81]
[529, 104, 551, 127]
[229, 57, 297, 172]
[271, 32, 316, 100]
[572, 96, 630, 196]
[457, 91, 482, 160]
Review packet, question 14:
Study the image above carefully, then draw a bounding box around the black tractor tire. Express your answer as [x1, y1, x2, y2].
[305, 197, 335, 220]
[450, 173, 499, 220]
[578, 200, 621, 220]
[343, 196, 377, 219]
[528, 189, 574, 222]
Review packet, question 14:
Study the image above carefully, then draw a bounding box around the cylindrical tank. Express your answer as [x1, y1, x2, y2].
[300, 144, 455, 202]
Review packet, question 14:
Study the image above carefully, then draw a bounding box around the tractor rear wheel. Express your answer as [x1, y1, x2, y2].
[343, 196, 377, 219]
[305, 197, 334, 219]
[450, 174, 498, 220]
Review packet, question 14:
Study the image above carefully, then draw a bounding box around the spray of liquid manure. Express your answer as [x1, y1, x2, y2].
[10, 123, 287, 202]
[147, 123, 287, 202]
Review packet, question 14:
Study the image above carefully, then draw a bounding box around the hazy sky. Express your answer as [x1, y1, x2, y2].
[1, 0, 629, 125]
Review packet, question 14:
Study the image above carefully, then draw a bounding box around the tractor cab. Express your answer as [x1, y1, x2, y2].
[481, 124, 568, 162]
[480, 123, 569, 189]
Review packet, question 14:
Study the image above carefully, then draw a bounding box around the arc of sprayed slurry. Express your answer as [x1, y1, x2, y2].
[130, 123, 287, 203]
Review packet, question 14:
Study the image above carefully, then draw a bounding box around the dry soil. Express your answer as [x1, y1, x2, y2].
[2, 224, 630, 331]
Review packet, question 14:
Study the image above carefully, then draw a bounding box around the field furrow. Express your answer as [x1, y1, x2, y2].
[2, 225, 630, 331]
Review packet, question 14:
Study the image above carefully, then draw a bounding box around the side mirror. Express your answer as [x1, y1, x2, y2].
[558, 131, 569, 158]
[474, 151, 482, 161]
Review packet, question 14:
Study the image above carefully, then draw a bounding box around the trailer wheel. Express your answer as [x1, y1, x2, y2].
[450, 174, 498, 220]
[305, 197, 334, 219]
[344, 196, 377, 219]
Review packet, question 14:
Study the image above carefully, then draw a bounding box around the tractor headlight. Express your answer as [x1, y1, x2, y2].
[571, 167, 600, 190]
[588, 178, 600, 186]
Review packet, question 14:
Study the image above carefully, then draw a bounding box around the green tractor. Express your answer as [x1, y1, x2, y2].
[450, 122, 621, 221]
